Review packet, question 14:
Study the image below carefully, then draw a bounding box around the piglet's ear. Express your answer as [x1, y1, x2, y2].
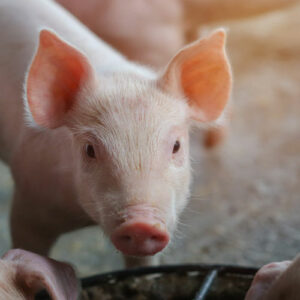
[159, 29, 232, 122]
[2, 249, 79, 300]
[26, 29, 94, 129]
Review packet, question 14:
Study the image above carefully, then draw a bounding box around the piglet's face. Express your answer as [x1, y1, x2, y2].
[70, 77, 191, 256]
[25, 29, 231, 256]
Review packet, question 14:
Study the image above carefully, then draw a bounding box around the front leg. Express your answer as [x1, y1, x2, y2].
[10, 191, 59, 256]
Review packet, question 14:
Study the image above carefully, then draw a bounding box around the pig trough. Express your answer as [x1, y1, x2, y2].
[36, 263, 257, 300]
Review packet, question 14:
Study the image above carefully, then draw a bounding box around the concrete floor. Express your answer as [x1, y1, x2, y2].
[1, 5, 300, 277]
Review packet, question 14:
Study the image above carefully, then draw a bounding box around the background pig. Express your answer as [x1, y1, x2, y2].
[56, 0, 299, 149]
[56, 0, 300, 68]
[183, 0, 300, 42]
[0, 0, 231, 267]
[0, 249, 78, 300]
[56, 0, 184, 68]
[245, 255, 300, 300]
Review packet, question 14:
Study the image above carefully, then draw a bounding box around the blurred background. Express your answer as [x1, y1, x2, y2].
[1, 0, 300, 277]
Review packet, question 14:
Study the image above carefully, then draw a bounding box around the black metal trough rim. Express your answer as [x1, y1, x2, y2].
[81, 263, 258, 289]
[36, 263, 258, 299]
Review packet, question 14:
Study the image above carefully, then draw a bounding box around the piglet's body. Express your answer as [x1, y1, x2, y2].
[0, 0, 231, 267]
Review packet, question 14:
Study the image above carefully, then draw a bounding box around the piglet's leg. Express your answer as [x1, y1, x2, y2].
[203, 103, 231, 149]
[10, 192, 58, 256]
[124, 255, 160, 268]
[203, 126, 227, 148]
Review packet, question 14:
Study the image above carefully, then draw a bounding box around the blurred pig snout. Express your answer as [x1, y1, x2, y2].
[111, 221, 170, 256]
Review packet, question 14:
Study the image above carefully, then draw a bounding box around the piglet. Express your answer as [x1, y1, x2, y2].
[245, 255, 300, 300]
[0, 0, 231, 267]
[0, 249, 78, 300]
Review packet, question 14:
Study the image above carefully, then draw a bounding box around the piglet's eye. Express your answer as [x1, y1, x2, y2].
[85, 144, 96, 158]
[173, 140, 180, 154]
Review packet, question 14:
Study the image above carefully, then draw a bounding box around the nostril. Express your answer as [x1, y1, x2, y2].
[120, 235, 132, 245]
[150, 235, 159, 241]
[150, 232, 168, 243]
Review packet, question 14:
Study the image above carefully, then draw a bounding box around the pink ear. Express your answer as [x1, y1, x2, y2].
[159, 29, 232, 122]
[2, 249, 79, 300]
[26, 29, 94, 128]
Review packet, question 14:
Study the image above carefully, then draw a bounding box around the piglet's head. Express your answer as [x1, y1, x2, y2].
[0, 249, 79, 300]
[25, 29, 231, 257]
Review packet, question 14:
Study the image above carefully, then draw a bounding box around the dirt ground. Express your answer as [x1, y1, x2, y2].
[1, 4, 300, 277]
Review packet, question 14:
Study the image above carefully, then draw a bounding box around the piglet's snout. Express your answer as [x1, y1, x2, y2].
[111, 221, 170, 256]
